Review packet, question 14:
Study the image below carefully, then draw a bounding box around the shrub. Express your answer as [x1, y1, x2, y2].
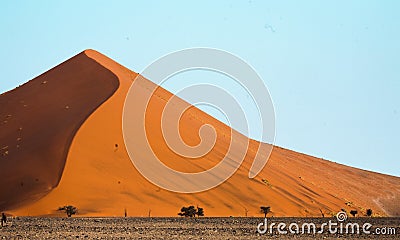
[366, 209, 373, 217]
[349, 210, 357, 217]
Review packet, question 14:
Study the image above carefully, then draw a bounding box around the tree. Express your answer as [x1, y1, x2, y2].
[260, 206, 271, 218]
[178, 208, 185, 217]
[196, 207, 204, 217]
[58, 205, 78, 217]
[178, 205, 203, 217]
[366, 209, 373, 217]
[350, 210, 357, 217]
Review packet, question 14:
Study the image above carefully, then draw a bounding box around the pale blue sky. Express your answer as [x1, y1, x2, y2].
[1, 1, 399, 176]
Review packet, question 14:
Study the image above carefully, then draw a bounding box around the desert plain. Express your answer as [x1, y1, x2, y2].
[0, 217, 399, 239]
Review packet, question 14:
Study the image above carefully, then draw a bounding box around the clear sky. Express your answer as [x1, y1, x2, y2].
[1, 1, 399, 176]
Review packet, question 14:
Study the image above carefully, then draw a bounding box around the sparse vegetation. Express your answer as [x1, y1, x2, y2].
[58, 205, 78, 217]
[178, 205, 204, 217]
[196, 207, 204, 217]
[366, 208, 373, 217]
[178, 206, 196, 217]
[350, 210, 357, 217]
[260, 206, 271, 218]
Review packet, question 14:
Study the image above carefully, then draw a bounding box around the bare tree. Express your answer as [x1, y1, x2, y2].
[319, 208, 325, 218]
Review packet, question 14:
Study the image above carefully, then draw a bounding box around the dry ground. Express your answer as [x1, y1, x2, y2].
[0, 217, 399, 239]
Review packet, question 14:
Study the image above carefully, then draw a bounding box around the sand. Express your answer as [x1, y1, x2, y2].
[0, 52, 119, 210]
[0, 50, 399, 217]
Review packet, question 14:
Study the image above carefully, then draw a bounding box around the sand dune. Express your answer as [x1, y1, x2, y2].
[0, 50, 399, 217]
[0, 52, 119, 210]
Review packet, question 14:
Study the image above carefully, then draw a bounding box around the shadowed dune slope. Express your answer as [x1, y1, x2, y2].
[0, 52, 119, 210]
[1, 50, 399, 217]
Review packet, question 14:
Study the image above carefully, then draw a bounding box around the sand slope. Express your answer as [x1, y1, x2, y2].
[0, 52, 119, 210]
[1, 50, 399, 217]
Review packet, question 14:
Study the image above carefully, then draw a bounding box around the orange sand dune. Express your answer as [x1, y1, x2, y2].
[0, 53, 119, 210]
[1, 50, 399, 217]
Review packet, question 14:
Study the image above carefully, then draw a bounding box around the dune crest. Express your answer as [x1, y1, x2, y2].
[1, 50, 399, 217]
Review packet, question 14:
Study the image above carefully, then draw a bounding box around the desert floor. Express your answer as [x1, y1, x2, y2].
[0, 217, 398, 239]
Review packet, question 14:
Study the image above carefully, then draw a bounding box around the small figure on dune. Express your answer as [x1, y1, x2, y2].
[1, 212, 6, 227]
